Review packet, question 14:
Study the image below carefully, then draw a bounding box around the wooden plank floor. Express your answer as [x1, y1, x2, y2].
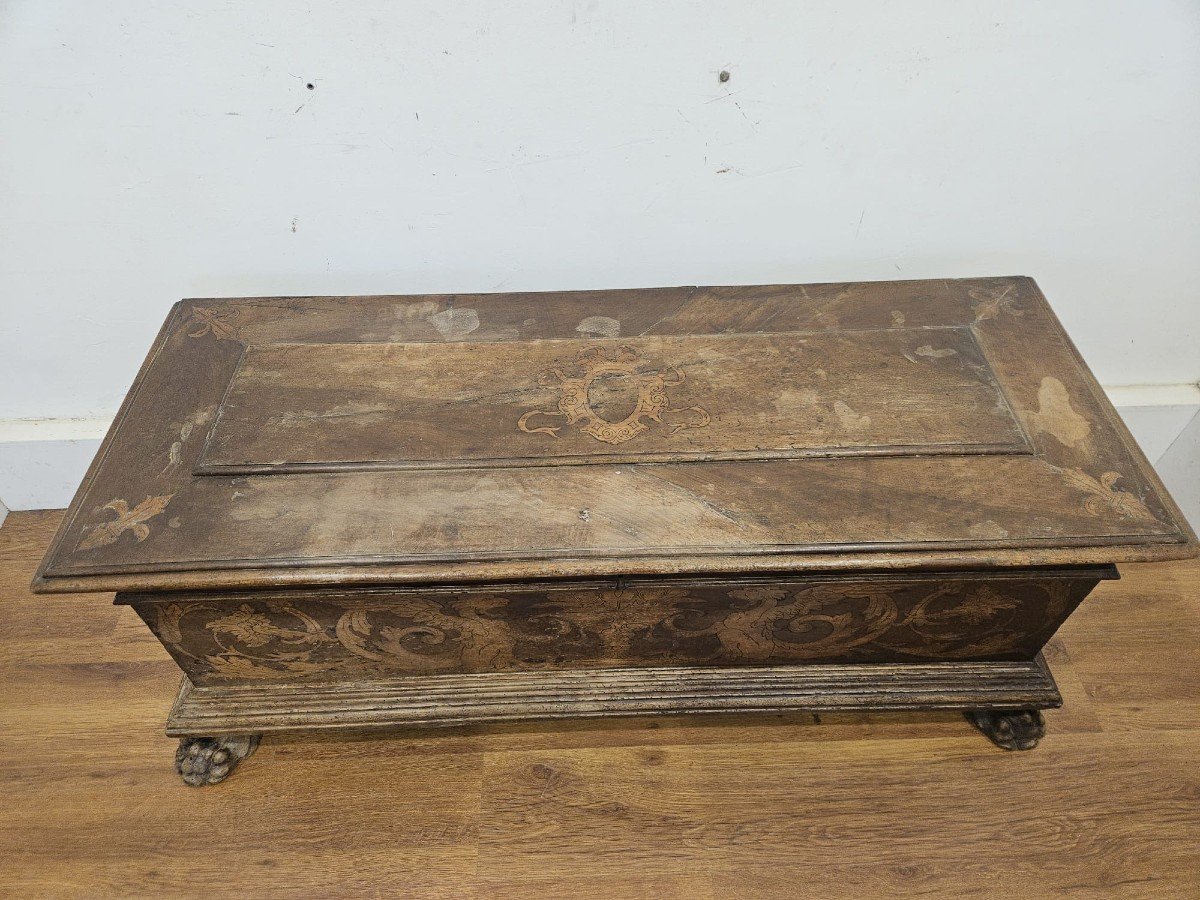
[2, 510, 1197, 898]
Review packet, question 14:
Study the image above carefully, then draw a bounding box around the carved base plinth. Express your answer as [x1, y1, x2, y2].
[965, 709, 1046, 751]
[168, 656, 1060, 734]
[175, 734, 261, 786]
[163, 660, 1058, 780]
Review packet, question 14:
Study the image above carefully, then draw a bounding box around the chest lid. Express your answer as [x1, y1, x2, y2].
[33, 278, 1197, 593]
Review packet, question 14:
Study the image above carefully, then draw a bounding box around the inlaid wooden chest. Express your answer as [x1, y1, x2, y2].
[33, 278, 1197, 785]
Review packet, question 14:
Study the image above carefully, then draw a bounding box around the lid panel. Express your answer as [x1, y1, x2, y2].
[53, 454, 1180, 579]
[197, 327, 1029, 473]
[32, 277, 1197, 592]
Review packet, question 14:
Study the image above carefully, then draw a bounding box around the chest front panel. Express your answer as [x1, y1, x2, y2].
[127, 567, 1109, 685]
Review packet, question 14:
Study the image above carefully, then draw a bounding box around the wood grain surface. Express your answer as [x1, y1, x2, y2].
[4, 510, 1198, 898]
[197, 327, 1027, 471]
[32, 278, 1198, 594]
[163, 657, 1062, 735]
[126, 570, 1106, 685]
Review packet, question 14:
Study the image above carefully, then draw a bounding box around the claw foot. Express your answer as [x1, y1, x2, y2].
[965, 709, 1045, 751]
[175, 734, 260, 786]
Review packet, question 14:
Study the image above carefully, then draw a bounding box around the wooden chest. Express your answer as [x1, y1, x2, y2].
[33, 278, 1197, 785]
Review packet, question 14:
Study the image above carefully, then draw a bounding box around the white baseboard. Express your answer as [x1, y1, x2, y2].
[1103, 383, 1200, 408]
[1155, 407, 1200, 535]
[0, 436, 104, 511]
[2, 385, 1198, 531]
[0, 417, 112, 442]
[1103, 383, 1200, 466]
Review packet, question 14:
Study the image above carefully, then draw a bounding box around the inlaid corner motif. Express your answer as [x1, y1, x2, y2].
[184, 306, 241, 341]
[518, 345, 710, 445]
[76, 494, 174, 551]
[141, 576, 1084, 684]
[1059, 468, 1158, 523]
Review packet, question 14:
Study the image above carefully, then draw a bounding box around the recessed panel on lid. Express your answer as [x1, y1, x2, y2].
[197, 327, 1030, 474]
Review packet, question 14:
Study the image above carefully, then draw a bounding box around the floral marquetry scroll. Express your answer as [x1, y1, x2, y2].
[130, 572, 1099, 686]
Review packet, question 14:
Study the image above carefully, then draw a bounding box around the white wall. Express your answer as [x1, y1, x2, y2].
[1, 2, 1198, 513]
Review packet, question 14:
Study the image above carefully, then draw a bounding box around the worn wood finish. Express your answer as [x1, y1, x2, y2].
[4, 511, 1200, 897]
[127, 569, 1108, 684]
[31, 277, 1197, 593]
[25, 278, 1199, 781]
[198, 327, 1030, 471]
[166, 658, 1062, 735]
